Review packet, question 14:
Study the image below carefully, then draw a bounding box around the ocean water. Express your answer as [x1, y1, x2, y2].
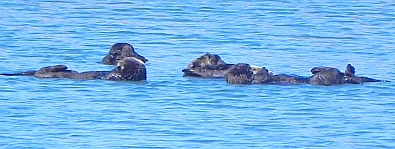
[1, 0, 395, 148]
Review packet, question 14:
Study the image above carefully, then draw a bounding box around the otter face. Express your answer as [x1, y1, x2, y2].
[344, 64, 355, 76]
[250, 65, 272, 75]
[187, 53, 227, 69]
[106, 57, 147, 81]
[252, 67, 273, 83]
[226, 63, 253, 84]
[102, 43, 148, 65]
[250, 65, 261, 75]
[343, 64, 362, 84]
[117, 57, 145, 71]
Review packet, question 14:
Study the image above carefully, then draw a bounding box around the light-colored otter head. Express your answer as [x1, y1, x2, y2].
[105, 57, 146, 81]
[250, 65, 261, 74]
[117, 57, 146, 72]
[250, 65, 274, 75]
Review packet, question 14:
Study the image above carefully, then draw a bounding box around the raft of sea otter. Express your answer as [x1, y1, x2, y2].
[0, 43, 386, 85]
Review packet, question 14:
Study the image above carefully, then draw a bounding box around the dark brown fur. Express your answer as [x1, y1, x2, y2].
[182, 53, 234, 78]
[102, 43, 148, 65]
[2, 57, 146, 81]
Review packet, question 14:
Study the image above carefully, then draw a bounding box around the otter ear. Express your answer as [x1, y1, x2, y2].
[345, 64, 355, 76]
[256, 67, 271, 76]
[261, 67, 269, 73]
[261, 67, 268, 71]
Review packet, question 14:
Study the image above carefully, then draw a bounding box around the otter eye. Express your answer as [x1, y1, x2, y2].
[112, 53, 119, 57]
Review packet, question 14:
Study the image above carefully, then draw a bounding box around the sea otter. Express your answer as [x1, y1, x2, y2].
[102, 43, 148, 65]
[307, 64, 383, 85]
[226, 63, 383, 85]
[1, 57, 146, 81]
[226, 63, 306, 84]
[182, 53, 262, 78]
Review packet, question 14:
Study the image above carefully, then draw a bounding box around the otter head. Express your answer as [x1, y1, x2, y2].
[250, 64, 272, 75]
[344, 64, 356, 76]
[187, 53, 227, 69]
[343, 64, 382, 84]
[102, 43, 148, 65]
[252, 67, 273, 83]
[106, 57, 147, 81]
[226, 63, 254, 84]
[343, 64, 362, 84]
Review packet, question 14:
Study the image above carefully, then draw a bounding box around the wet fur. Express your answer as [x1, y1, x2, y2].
[226, 63, 384, 85]
[227, 63, 307, 85]
[182, 53, 235, 78]
[1, 57, 146, 81]
[226, 63, 254, 84]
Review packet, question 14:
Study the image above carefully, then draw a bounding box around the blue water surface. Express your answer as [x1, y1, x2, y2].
[1, 0, 395, 148]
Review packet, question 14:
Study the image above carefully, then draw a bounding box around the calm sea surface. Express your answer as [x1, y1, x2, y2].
[1, 0, 395, 148]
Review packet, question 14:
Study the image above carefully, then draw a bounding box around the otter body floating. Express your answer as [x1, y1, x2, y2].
[225, 63, 384, 85]
[1, 57, 146, 81]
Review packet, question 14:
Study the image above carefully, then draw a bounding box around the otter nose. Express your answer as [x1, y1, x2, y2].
[116, 66, 122, 71]
[133, 54, 148, 63]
